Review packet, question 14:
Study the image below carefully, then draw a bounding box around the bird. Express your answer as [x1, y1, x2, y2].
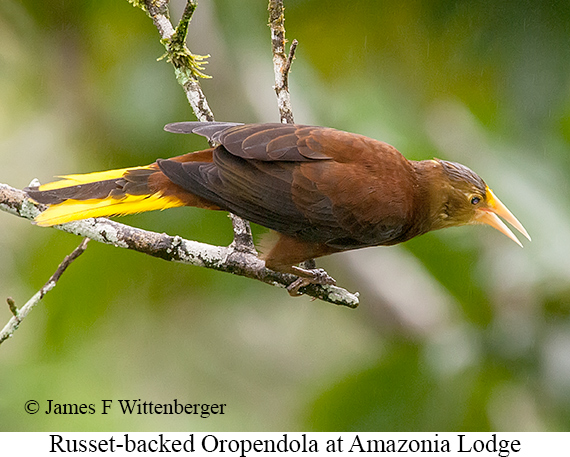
[25, 122, 530, 291]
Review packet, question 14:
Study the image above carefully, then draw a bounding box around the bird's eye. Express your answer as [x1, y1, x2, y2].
[471, 196, 480, 205]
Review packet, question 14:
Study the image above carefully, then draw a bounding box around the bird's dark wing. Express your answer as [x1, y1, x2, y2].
[160, 123, 417, 247]
[165, 122, 331, 161]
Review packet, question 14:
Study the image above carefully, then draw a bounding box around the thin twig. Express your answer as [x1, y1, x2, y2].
[0, 238, 90, 346]
[284, 39, 298, 82]
[7, 298, 19, 320]
[44, 238, 90, 291]
[268, 0, 296, 124]
[228, 213, 257, 255]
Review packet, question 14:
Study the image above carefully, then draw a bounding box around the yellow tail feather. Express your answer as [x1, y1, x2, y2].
[38, 166, 151, 191]
[35, 193, 185, 227]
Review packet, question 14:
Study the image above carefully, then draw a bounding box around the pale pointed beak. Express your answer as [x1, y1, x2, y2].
[476, 188, 531, 247]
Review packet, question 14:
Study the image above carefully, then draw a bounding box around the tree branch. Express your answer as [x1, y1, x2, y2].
[0, 183, 359, 308]
[0, 238, 89, 346]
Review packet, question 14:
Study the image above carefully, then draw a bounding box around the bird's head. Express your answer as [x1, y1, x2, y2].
[428, 159, 531, 246]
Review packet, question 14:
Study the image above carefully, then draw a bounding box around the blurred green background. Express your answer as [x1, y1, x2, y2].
[1, 0, 569, 431]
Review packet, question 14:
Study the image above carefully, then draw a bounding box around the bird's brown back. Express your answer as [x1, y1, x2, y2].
[158, 123, 424, 249]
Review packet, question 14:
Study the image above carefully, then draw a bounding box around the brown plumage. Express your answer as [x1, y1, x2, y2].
[25, 122, 530, 285]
